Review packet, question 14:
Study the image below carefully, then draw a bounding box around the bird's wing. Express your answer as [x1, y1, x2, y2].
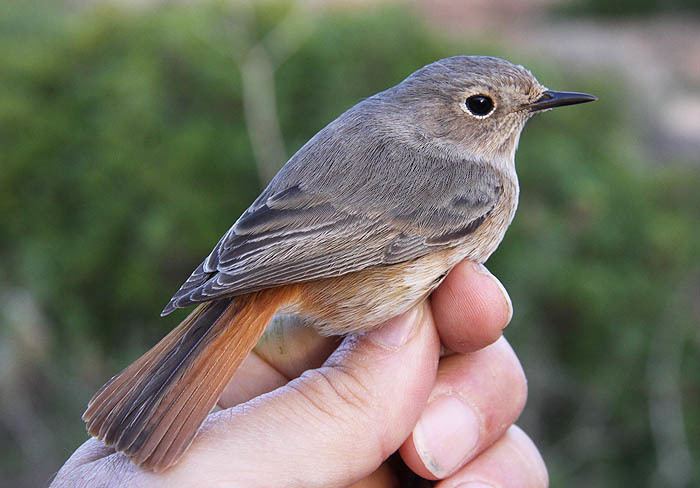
[162, 167, 502, 315]
[161, 101, 504, 314]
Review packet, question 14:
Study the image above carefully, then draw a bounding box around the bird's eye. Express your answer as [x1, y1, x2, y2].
[465, 95, 495, 117]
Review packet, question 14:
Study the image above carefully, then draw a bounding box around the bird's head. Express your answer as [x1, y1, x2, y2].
[382, 56, 596, 164]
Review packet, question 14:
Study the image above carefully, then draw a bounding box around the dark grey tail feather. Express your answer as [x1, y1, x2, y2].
[83, 298, 233, 468]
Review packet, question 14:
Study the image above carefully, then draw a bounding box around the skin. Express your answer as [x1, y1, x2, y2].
[53, 261, 548, 488]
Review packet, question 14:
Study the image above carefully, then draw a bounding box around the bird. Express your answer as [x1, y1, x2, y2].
[82, 55, 596, 471]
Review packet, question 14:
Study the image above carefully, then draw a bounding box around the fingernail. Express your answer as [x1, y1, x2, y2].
[367, 306, 420, 349]
[413, 395, 481, 478]
[473, 263, 513, 327]
[456, 482, 495, 488]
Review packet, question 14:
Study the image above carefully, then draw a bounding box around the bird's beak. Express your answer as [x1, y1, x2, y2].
[528, 90, 597, 112]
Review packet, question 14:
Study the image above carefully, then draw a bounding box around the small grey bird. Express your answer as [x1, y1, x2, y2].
[83, 55, 596, 471]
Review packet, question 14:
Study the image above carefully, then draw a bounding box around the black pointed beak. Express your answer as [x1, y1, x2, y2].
[528, 90, 597, 112]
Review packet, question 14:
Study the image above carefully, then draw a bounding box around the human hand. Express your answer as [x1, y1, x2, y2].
[52, 261, 547, 487]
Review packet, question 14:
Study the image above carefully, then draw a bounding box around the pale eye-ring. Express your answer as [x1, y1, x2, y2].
[464, 94, 495, 118]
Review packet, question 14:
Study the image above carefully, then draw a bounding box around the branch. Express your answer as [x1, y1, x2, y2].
[234, 1, 318, 185]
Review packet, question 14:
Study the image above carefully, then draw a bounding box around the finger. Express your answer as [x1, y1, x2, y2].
[53, 438, 114, 472]
[218, 352, 289, 408]
[254, 314, 340, 378]
[219, 314, 339, 407]
[435, 426, 549, 488]
[155, 302, 441, 488]
[400, 337, 527, 479]
[430, 261, 512, 353]
[50, 439, 127, 488]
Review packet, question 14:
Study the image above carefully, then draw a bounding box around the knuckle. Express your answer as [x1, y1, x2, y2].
[294, 365, 386, 461]
[489, 337, 528, 409]
[499, 343, 528, 414]
[462, 338, 527, 433]
[507, 425, 549, 487]
[297, 365, 378, 425]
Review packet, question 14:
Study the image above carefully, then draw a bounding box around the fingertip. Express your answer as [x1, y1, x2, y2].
[399, 432, 437, 480]
[434, 425, 549, 488]
[431, 261, 512, 353]
[474, 263, 513, 325]
[366, 305, 423, 349]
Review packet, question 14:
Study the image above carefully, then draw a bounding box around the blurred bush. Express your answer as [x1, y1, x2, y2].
[1, 1, 698, 487]
[564, 0, 700, 16]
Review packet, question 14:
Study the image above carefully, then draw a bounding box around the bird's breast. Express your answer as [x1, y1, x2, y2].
[435, 167, 517, 265]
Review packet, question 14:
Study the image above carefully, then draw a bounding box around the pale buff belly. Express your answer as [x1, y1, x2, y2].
[287, 213, 512, 335]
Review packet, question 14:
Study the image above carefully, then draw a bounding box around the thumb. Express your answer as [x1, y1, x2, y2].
[156, 302, 440, 488]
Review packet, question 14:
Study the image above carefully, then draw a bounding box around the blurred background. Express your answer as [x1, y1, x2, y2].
[1, 0, 699, 486]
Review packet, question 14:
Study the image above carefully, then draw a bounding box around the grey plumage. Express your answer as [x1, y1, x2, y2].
[162, 56, 546, 315]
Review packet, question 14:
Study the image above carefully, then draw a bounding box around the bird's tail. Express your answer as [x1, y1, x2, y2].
[83, 286, 297, 472]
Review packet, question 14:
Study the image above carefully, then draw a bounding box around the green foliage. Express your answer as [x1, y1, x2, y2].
[1, 2, 698, 486]
[1, 2, 261, 349]
[561, 0, 700, 17]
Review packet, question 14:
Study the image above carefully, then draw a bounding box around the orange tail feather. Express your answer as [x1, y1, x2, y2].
[83, 287, 297, 471]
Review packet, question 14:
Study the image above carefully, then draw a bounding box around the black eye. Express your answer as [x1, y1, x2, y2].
[465, 95, 495, 117]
